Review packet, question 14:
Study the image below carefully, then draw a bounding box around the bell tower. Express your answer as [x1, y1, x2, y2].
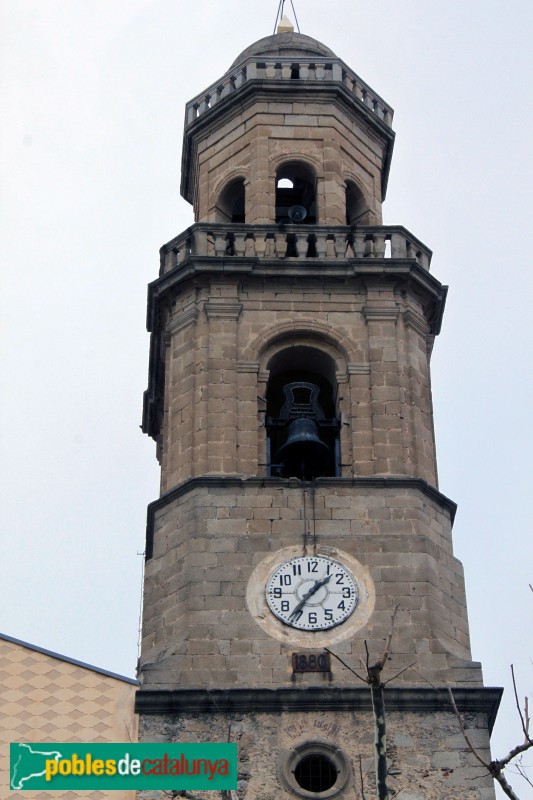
[137, 27, 500, 799]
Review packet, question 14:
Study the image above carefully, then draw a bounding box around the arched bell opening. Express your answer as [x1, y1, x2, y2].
[265, 346, 340, 479]
[275, 162, 317, 224]
[215, 177, 246, 222]
[345, 179, 368, 225]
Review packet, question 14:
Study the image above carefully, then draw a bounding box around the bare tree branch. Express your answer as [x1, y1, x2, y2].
[448, 687, 530, 800]
[325, 648, 367, 683]
[357, 753, 367, 800]
[511, 665, 533, 745]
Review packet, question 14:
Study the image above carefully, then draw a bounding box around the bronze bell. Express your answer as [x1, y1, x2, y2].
[276, 418, 330, 480]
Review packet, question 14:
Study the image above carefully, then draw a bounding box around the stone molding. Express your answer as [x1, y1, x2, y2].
[347, 363, 370, 375]
[135, 686, 502, 733]
[402, 308, 430, 337]
[362, 305, 400, 323]
[204, 300, 243, 319]
[237, 361, 260, 373]
[168, 305, 199, 334]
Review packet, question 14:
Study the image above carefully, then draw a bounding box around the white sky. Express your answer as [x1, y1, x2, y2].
[1, 1, 532, 797]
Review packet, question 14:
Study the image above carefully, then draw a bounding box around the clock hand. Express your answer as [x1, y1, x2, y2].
[290, 575, 331, 619]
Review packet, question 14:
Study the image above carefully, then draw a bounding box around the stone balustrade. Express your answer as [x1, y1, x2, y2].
[185, 57, 393, 128]
[160, 224, 431, 275]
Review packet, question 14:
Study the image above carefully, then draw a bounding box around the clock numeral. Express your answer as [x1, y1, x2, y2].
[324, 608, 333, 621]
[280, 575, 292, 586]
[292, 609, 303, 622]
[342, 587, 351, 598]
[335, 573, 345, 585]
[272, 587, 282, 598]
[281, 600, 290, 611]
[308, 561, 318, 573]
[292, 564, 301, 576]
[308, 612, 318, 624]
[338, 600, 346, 610]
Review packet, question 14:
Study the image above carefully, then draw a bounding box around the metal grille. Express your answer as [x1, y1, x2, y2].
[294, 754, 337, 792]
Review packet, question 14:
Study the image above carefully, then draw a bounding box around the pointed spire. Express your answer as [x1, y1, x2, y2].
[277, 14, 294, 33]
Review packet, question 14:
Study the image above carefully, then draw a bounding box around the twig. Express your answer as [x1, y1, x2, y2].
[448, 687, 529, 800]
[325, 648, 367, 683]
[511, 664, 533, 745]
[382, 662, 417, 687]
[448, 689, 489, 770]
[358, 753, 367, 800]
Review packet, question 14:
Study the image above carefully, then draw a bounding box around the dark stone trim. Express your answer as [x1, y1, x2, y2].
[144, 475, 457, 559]
[135, 686, 502, 733]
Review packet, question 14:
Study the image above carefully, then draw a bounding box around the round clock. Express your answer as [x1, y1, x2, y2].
[265, 555, 358, 631]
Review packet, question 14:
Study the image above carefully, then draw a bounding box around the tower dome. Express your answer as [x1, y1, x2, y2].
[230, 31, 336, 69]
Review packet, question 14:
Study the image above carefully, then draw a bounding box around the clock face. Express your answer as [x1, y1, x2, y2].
[265, 555, 358, 631]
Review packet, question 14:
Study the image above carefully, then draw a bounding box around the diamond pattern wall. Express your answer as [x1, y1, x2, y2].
[1, 636, 138, 800]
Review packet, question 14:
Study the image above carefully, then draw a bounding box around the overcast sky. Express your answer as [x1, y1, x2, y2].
[1, 1, 532, 796]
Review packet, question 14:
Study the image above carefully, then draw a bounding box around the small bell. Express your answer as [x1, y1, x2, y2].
[277, 418, 330, 479]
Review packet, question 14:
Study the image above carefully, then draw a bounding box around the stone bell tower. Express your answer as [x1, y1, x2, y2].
[137, 26, 500, 800]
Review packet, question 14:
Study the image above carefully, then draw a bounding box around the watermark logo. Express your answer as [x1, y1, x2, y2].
[10, 743, 237, 790]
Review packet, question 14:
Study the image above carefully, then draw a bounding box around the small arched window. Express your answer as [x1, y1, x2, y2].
[275, 162, 317, 224]
[215, 177, 245, 223]
[265, 346, 339, 479]
[345, 179, 368, 225]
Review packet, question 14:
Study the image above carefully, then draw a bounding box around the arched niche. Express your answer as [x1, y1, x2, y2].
[215, 177, 246, 222]
[275, 162, 317, 224]
[265, 345, 340, 478]
[345, 179, 369, 225]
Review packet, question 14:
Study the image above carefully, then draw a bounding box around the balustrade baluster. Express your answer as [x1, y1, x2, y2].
[353, 232, 366, 258]
[373, 234, 386, 258]
[245, 234, 256, 257]
[213, 232, 227, 257]
[263, 234, 274, 258]
[273, 232, 284, 258]
[364, 236, 374, 257]
[233, 232, 246, 256]
[315, 232, 327, 258]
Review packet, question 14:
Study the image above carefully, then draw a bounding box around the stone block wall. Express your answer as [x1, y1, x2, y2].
[137, 704, 496, 800]
[139, 479, 481, 692]
[188, 94, 387, 225]
[157, 272, 438, 493]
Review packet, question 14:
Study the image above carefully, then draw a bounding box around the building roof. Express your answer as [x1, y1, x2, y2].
[0, 631, 139, 685]
[230, 31, 336, 68]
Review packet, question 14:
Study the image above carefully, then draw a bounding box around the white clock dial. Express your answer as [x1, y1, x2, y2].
[265, 555, 358, 630]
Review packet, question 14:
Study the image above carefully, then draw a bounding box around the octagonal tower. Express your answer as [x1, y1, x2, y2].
[137, 28, 500, 800]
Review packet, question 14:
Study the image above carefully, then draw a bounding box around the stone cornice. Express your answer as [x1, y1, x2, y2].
[135, 686, 502, 733]
[144, 475, 457, 559]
